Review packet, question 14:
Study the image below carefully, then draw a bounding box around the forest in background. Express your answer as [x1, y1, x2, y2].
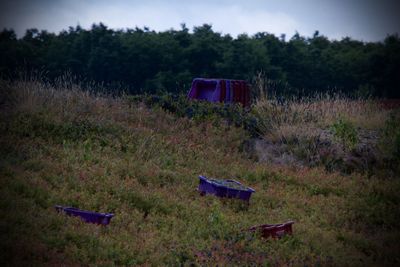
[0, 23, 399, 97]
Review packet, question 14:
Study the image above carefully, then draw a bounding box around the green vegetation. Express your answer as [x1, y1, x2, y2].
[1, 79, 399, 266]
[330, 117, 358, 151]
[1, 24, 400, 97]
[378, 112, 400, 174]
[127, 94, 260, 136]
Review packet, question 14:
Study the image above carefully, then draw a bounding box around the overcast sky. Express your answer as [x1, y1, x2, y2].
[1, 0, 399, 41]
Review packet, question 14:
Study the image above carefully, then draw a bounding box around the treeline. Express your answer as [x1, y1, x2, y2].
[1, 23, 399, 97]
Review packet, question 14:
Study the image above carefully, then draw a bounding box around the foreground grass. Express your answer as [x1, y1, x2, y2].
[0, 80, 399, 266]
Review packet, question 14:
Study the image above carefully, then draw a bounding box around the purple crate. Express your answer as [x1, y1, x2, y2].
[187, 78, 251, 107]
[198, 176, 255, 202]
[55, 205, 114, 225]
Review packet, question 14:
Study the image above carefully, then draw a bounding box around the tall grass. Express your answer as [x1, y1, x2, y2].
[253, 95, 385, 134]
[0, 78, 399, 266]
[248, 89, 400, 175]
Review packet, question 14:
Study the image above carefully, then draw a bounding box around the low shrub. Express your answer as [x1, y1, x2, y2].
[126, 94, 262, 137]
[330, 117, 359, 151]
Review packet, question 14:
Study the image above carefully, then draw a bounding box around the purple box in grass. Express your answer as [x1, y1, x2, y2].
[187, 78, 251, 107]
[55, 205, 114, 225]
[198, 175, 255, 202]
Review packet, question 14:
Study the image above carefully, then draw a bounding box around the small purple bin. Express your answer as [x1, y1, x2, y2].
[198, 175, 255, 202]
[55, 205, 114, 225]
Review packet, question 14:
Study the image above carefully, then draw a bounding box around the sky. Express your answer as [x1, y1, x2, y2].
[0, 0, 399, 41]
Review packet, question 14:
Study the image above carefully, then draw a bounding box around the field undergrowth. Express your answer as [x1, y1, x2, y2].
[1, 79, 399, 266]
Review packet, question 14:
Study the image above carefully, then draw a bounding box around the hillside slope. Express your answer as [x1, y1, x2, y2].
[1, 80, 399, 266]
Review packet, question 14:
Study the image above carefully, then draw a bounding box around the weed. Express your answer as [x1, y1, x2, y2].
[330, 117, 359, 151]
[378, 112, 400, 172]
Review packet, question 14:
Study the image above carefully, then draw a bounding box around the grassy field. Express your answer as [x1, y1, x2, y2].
[1, 79, 399, 266]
